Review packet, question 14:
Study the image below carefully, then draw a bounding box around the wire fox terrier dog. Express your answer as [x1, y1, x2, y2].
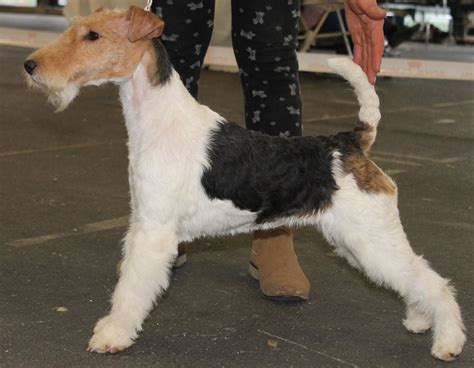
[24, 6, 465, 361]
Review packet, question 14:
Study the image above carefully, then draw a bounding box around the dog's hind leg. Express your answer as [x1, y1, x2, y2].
[318, 172, 465, 361]
[88, 223, 178, 353]
[403, 303, 433, 334]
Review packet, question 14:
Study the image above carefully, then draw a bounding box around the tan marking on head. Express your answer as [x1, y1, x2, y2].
[25, 7, 166, 109]
[127, 6, 165, 42]
[344, 154, 397, 195]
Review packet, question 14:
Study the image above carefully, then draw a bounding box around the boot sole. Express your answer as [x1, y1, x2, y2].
[248, 262, 309, 302]
[173, 252, 187, 269]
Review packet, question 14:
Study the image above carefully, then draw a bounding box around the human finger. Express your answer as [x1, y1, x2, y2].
[353, 44, 363, 67]
[371, 19, 385, 73]
[367, 66, 376, 84]
[347, 13, 364, 66]
[365, 28, 372, 81]
[346, 0, 362, 15]
[359, 25, 369, 77]
[358, 0, 386, 20]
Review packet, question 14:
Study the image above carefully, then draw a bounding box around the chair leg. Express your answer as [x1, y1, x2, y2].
[335, 8, 353, 57]
[300, 10, 329, 52]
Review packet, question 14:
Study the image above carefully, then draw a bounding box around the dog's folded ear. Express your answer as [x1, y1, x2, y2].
[127, 6, 165, 42]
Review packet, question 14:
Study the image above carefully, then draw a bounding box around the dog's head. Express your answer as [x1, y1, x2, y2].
[24, 6, 165, 111]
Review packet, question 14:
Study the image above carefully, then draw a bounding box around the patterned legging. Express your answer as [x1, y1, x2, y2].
[153, 0, 302, 137]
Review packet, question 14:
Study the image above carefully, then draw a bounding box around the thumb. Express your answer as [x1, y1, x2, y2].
[360, 2, 386, 20]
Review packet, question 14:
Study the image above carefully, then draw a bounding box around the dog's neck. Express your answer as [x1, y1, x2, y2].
[118, 48, 222, 158]
[119, 55, 196, 132]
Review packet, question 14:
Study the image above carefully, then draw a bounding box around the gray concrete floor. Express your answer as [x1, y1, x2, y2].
[1, 44, 473, 367]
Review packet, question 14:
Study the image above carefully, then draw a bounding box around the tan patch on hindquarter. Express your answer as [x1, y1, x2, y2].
[344, 154, 397, 194]
[353, 121, 375, 153]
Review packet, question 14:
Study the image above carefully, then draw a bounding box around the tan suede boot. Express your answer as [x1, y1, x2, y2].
[249, 227, 310, 301]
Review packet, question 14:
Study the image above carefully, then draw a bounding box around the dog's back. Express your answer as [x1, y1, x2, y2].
[199, 58, 391, 229]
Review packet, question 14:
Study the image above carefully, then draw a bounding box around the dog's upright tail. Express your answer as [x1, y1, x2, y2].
[327, 58, 381, 153]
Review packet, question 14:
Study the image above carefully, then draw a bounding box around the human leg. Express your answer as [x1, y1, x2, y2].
[231, 0, 309, 301]
[152, 0, 215, 97]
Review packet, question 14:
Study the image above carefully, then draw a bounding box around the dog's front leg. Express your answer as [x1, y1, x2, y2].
[88, 223, 178, 353]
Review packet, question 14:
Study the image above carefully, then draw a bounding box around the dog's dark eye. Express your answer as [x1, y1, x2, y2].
[85, 31, 100, 41]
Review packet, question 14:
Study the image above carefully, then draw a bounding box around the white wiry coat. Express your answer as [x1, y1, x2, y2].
[24, 27, 465, 358]
[86, 59, 465, 361]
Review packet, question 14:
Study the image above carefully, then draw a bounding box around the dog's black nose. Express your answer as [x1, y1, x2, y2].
[24, 59, 37, 75]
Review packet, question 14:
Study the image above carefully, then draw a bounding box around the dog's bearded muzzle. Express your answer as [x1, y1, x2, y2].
[25, 67, 79, 112]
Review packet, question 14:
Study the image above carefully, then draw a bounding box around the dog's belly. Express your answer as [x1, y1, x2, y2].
[177, 197, 258, 242]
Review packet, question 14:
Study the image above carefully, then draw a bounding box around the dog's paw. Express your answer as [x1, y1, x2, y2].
[87, 318, 136, 354]
[93, 315, 111, 334]
[403, 313, 432, 334]
[431, 327, 466, 361]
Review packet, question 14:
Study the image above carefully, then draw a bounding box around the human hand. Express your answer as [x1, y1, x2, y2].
[344, 0, 386, 84]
